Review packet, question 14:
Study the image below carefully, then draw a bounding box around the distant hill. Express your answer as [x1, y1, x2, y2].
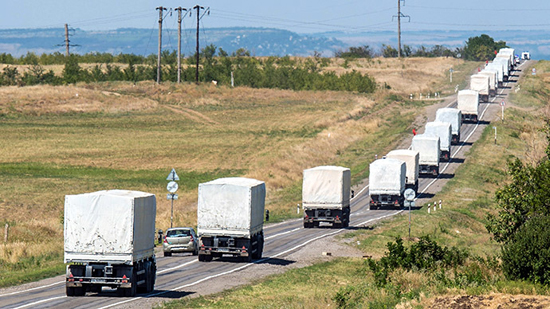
[0, 27, 344, 58]
[0, 27, 546, 59]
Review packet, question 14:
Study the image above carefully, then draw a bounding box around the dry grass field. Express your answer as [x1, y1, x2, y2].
[0, 57, 477, 285]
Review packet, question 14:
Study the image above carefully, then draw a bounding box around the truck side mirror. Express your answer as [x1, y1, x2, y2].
[351, 190, 355, 198]
[265, 210, 270, 222]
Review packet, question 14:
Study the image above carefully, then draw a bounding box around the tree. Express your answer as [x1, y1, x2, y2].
[381, 45, 398, 58]
[335, 45, 373, 59]
[486, 126, 550, 244]
[462, 34, 507, 61]
[62, 55, 82, 84]
[486, 122, 550, 284]
[501, 216, 550, 284]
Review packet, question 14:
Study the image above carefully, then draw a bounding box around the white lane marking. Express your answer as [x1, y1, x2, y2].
[98, 211, 402, 309]
[0, 281, 64, 298]
[265, 227, 300, 240]
[264, 218, 301, 229]
[12, 296, 66, 309]
[157, 259, 197, 274]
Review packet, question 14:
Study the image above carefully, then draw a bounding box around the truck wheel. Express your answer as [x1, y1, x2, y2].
[66, 286, 75, 296]
[125, 270, 137, 297]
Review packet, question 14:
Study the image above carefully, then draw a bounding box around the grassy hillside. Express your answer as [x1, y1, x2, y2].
[0, 57, 477, 287]
[157, 61, 550, 308]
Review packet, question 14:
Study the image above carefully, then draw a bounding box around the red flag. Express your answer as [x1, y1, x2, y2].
[413, 128, 417, 135]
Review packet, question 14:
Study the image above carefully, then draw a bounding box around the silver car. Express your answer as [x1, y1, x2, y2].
[163, 227, 198, 256]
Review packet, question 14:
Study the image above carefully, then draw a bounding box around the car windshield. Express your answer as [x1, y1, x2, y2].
[167, 229, 191, 237]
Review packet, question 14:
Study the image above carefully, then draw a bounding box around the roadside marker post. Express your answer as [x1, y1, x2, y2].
[166, 168, 180, 228]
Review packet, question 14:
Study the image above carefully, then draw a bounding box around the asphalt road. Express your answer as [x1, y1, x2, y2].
[0, 60, 531, 309]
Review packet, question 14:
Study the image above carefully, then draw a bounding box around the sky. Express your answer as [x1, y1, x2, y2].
[2, 1, 550, 34]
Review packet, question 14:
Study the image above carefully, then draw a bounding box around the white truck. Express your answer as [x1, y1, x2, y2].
[302, 166, 351, 228]
[479, 69, 497, 97]
[485, 63, 504, 88]
[498, 48, 516, 68]
[470, 74, 490, 102]
[457, 89, 480, 123]
[369, 158, 406, 209]
[411, 134, 440, 176]
[522, 51, 530, 60]
[435, 108, 462, 145]
[493, 57, 511, 81]
[424, 121, 452, 162]
[64, 190, 157, 297]
[197, 177, 265, 262]
[386, 149, 419, 193]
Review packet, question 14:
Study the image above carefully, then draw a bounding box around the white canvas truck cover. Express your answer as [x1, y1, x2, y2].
[493, 57, 510, 77]
[64, 190, 156, 264]
[386, 149, 419, 186]
[499, 48, 516, 65]
[369, 158, 406, 196]
[411, 134, 440, 166]
[302, 166, 351, 210]
[436, 108, 462, 136]
[198, 177, 265, 238]
[457, 90, 479, 116]
[424, 121, 452, 152]
[470, 74, 490, 96]
[479, 70, 497, 91]
[485, 64, 503, 83]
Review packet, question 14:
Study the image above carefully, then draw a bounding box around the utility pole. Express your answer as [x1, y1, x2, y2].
[64, 24, 70, 57]
[393, 0, 410, 58]
[192, 5, 209, 84]
[156, 6, 167, 84]
[58, 24, 79, 56]
[175, 7, 188, 84]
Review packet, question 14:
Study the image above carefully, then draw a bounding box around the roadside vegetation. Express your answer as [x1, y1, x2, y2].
[156, 61, 550, 308]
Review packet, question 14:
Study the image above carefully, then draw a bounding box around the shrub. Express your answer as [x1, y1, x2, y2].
[501, 215, 550, 284]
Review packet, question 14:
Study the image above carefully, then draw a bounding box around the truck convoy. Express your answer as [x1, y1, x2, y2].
[386, 149, 419, 193]
[302, 166, 351, 228]
[197, 177, 265, 262]
[457, 90, 480, 123]
[470, 74, 490, 102]
[435, 108, 462, 145]
[411, 134, 440, 176]
[424, 121, 452, 161]
[369, 158, 406, 209]
[64, 190, 157, 297]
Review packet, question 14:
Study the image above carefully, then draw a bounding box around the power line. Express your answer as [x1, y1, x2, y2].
[192, 5, 210, 84]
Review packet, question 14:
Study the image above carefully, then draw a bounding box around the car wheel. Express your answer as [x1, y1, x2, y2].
[163, 251, 171, 257]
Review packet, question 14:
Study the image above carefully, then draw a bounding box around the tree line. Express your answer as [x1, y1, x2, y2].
[0, 46, 376, 93]
[335, 34, 507, 61]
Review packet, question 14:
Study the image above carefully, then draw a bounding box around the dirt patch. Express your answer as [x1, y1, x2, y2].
[429, 293, 550, 309]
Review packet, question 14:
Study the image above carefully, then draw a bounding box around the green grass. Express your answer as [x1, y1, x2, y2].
[0, 252, 66, 288]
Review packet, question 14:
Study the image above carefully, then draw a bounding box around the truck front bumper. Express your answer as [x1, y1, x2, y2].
[66, 277, 131, 288]
[199, 247, 249, 257]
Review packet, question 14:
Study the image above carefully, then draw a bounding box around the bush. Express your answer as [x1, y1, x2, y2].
[501, 215, 550, 284]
